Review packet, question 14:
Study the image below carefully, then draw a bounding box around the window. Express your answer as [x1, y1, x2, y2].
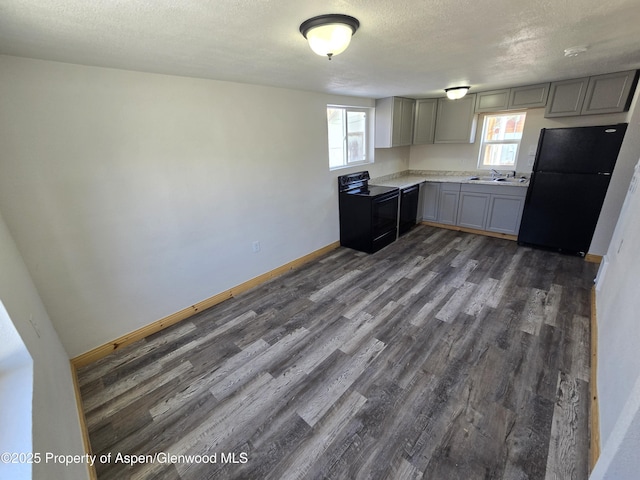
[327, 105, 372, 170]
[478, 112, 526, 169]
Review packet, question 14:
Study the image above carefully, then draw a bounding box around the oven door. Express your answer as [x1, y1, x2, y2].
[371, 190, 399, 249]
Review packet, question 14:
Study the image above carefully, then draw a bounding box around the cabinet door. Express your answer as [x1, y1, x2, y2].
[437, 184, 460, 225]
[475, 89, 510, 113]
[391, 97, 404, 146]
[375, 97, 394, 148]
[421, 182, 440, 221]
[434, 95, 477, 144]
[509, 83, 549, 109]
[457, 191, 490, 230]
[413, 99, 437, 144]
[399, 97, 416, 146]
[375, 97, 415, 148]
[581, 70, 638, 115]
[545, 78, 589, 117]
[486, 194, 525, 235]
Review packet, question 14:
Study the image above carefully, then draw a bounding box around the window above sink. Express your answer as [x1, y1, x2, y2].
[477, 112, 527, 170]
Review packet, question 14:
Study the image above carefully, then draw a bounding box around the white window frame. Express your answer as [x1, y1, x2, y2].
[477, 112, 527, 170]
[327, 105, 374, 171]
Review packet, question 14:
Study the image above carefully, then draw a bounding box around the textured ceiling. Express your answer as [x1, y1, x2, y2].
[1, 0, 640, 98]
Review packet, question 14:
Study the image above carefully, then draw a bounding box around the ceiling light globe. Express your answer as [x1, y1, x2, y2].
[445, 86, 470, 100]
[306, 23, 353, 58]
[300, 14, 359, 60]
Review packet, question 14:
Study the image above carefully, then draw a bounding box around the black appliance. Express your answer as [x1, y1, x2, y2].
[399, 184, 420, 235]
[518, 123, 627, 256]
[338, 171, 399, 253]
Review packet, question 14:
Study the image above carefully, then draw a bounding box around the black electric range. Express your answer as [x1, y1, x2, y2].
[338, 171, 400, 253]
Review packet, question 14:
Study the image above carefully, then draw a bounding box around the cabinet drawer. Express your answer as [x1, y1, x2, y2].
[440, 182, 462, 192]
[461, 183, 527, 196]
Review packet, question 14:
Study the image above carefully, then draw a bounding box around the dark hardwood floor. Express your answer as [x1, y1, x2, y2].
[77, 225, 597, 480]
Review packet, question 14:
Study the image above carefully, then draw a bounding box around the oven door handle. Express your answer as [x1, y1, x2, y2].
[373, 190, 400, 203]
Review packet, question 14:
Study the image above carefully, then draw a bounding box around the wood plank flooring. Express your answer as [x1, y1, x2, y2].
[77, 225, 597, 480]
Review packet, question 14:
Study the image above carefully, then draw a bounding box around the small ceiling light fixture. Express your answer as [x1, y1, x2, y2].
[564, 46, 589, 57]
[445, 86, 470, 100]
[300, 14, 360, 60]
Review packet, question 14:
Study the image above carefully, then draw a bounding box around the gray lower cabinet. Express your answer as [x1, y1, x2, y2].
[423, 181, 527, 235]
[486, 193, 525, 234]
[421, 182, 440, 221]
[457, 190, 490, 229]
[437, 183, 461, 225]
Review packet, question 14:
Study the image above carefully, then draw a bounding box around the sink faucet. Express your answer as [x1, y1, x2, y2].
[491, 169, 502, 179]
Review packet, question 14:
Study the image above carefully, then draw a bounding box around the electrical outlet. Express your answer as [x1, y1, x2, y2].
[252, 241, 261, 253]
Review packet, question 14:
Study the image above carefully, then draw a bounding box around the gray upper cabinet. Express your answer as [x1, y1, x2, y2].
[475, 89, 510, 113]
[508, 83, 549, 109]
[545, 77, 589, 117]
[413, 99, 438, 144]
[475, 84, 549, 113]
[434, 95, 477, 144]
[375, 96, 415, 148]
[398, 97, 416, 145]
[581, 70, 638, 115]
[545, 71, 638, 118]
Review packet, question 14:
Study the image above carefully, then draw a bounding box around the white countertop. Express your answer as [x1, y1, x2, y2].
[370, 172, 529, 189]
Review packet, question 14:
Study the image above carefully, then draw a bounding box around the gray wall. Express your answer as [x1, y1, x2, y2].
[0, 55, 407, 358]
[591, 96, 640, 479]
[0, 210, 88, 480]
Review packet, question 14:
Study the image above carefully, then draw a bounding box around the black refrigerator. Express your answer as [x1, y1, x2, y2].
[518, 123, 627, 256]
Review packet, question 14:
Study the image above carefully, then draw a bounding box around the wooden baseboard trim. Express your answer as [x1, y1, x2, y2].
[590, 286, 601, 472]
[585, 254, 603, 264]
[421, 221, 518, 242]
[71, 241, 340, 368]
[70, 361, 97, 480]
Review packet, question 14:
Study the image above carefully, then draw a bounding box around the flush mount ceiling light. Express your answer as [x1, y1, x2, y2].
[445, 86, 470, 100]
[299, 14, 360, 60]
